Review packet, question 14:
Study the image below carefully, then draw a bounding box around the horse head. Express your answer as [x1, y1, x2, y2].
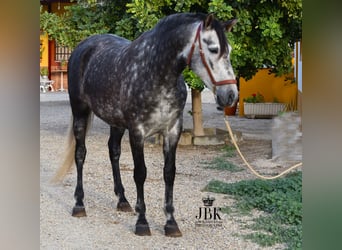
[186, 14, 238, 108]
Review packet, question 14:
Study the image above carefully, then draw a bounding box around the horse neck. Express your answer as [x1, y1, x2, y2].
[129, 22, 198, 78]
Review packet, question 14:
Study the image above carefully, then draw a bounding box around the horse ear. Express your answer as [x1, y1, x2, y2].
[222, 18, 238, 32]
[204, 13, 215, 29]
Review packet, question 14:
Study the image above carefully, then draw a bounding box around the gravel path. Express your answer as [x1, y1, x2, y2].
[40, 98, 288, 249]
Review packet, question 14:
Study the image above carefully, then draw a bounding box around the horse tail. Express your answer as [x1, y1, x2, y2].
[51, 112, 94, 183]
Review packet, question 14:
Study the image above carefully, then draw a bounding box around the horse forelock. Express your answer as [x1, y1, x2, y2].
[209, 18, 229, 58]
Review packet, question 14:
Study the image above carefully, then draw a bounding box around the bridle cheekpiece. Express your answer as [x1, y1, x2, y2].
[186, 23, 237, 86]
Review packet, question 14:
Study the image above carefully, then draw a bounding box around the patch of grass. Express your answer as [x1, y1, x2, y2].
[202, 145, 242, 172]
[220, 145, 236, 157]
[205, 157, 243, 172]
[204, 171, 302, 249]
[220, 206, 233, 215]
[245, 216, 302, 249]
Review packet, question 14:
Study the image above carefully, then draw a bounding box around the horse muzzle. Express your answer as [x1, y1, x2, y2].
[217, 89, 238, 108]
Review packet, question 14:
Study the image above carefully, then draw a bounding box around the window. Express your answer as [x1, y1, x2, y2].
[55, 42, 72, 62]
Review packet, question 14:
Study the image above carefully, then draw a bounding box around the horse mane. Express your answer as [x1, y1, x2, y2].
[153, 13, 228, 58]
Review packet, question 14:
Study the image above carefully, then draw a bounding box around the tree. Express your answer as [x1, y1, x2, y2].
[208, 0, 302, 79]
[40, 2, 110, 49]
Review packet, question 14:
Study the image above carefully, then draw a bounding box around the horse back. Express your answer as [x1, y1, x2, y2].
[68, 34, 129, 94]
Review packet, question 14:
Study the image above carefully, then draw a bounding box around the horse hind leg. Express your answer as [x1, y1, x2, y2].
[108, 127, 133, 212]
[71, 109, 92, 217]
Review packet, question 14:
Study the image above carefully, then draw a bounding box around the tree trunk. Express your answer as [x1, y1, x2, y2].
[191, 88, 205, 136]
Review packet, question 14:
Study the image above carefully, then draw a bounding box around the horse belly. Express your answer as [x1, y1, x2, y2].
[89, 99, 126, 128]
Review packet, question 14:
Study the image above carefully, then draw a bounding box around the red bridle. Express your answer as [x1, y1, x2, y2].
[186, 24, 237, 86]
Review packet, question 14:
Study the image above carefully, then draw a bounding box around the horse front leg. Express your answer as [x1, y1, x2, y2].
[129, 131, 151, 236]
[163, 124, 182, 237]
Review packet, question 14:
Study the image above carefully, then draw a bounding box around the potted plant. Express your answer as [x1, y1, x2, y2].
[40, 67, 49, 78]
[224, 102, 238, 116]
[60, 60, 68, 70]
[243, 92, 286, 118]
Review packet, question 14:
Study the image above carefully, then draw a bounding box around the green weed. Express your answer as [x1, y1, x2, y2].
[220, 206, 233, 215]
[204, 157, 243, 172]
[204, 171, 302, 249]
[220, 145, 236, 157]
[202, 145, 242, 172]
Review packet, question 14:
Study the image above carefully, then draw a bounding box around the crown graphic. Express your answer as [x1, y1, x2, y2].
[202, 196, 215, 207]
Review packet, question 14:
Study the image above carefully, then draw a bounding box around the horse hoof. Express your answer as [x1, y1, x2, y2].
[72, 206, 87, 217]
[117, 201, 133, 212]
[164, 223, 182, 237]
[135, 224, 151, 236]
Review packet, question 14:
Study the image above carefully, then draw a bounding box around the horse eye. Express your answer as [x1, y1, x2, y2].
[208, 47, 219, 54]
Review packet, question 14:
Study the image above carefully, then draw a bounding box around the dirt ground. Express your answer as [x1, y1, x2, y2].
[40, 100, 291, 249]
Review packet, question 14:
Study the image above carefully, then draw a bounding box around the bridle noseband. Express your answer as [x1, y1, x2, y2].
[186, 23, 237, 86]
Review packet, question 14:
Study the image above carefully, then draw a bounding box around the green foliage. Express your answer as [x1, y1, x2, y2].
[220, 206, 233, 215]
[208, 0, 234, 20]
[40, 6, 65, 43]
[126, 0, 162, 34]
[245, 216, 302, 249]
[220, 145, 236, 157]
[204, 171, 302, 249]
[100, 0, 129, 34]
[40, 67, 48, 76]
[182, 67, 205, 91]
[115, 16, 137, 41]
[224, 0, 302, 79]
[40, 2, 110, 48]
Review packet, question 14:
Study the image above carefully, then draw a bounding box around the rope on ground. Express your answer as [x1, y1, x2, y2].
[224, 115, 302, 180]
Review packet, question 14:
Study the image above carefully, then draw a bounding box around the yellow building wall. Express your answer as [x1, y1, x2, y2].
[239, 69, 298, 116]
[40, 32, 49, 68]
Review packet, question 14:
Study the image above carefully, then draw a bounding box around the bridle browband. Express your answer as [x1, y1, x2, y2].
[186, 23, 237, 86]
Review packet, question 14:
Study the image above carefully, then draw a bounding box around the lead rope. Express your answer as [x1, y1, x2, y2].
[223, 114, 302, 180]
